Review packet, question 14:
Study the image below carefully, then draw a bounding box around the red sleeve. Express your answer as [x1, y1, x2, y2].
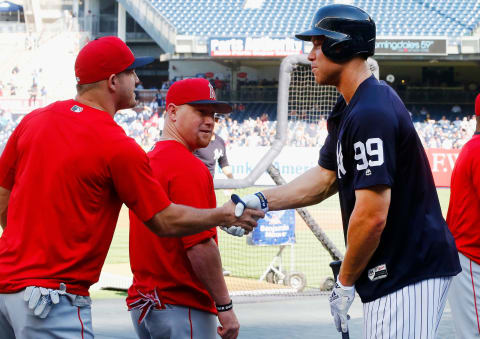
[109, 140, 171, 222]
[182, 228, 217, 250]
[167, 167, 217, 250]
[0, 126, 19, 190]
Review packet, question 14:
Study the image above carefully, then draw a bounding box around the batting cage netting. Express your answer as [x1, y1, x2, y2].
[287, 63, 338, 123]
[216, 55, 347, 297]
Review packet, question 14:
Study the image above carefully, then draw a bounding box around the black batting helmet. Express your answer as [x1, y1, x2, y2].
[295, 4, 376, 62]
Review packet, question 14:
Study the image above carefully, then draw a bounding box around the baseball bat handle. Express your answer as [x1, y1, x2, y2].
[329, 260, 350, 339]
[329, 260, 342, 281]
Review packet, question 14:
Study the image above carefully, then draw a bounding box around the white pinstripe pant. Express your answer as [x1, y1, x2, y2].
[363, 277, 452, 339]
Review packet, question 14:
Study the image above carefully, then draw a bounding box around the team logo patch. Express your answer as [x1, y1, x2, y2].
[208, 83, 216, 100]
[368, 264, 388, 281]
[365, 169, 372, 176]
[336, 141, 346, 179]
[71, 105, 83, 113]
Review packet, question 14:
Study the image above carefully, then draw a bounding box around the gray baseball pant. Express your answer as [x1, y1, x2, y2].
[0, 289, 93, 339]
[130, 303, 217, 339]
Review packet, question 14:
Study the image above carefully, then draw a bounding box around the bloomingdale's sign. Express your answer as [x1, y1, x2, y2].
[375, 37, 447, 55]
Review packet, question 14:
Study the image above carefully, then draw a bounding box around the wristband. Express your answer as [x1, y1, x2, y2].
[254, 192, 268, 211]
[216, 300, 233, 312]
[336, 278, 354, 290]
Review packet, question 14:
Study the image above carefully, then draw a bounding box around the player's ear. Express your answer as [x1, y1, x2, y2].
[167, 103, 177, 122]
[107, 74, 116, 91]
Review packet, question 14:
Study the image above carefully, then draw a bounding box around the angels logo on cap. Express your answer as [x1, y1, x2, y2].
[208, 83, 216, 100]
[166, 78, 232, 113]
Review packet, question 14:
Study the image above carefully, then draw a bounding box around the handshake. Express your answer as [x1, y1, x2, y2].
[221, 192, 269, 237]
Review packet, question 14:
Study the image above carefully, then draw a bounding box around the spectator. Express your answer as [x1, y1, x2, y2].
[451, 104, 462, 115]
[419, 106, 429, 119]
[28, 83, 38, 107]
[194, 115, 234, 180]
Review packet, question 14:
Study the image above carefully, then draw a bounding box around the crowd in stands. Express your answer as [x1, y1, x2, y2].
[112, 103, 477, 152]
[415, 115, 476, 149]
[0, 64, 477, 152]
[0, 101, 477, 153]
[0, 108, 21, 150]
[0, 65, 48, 105]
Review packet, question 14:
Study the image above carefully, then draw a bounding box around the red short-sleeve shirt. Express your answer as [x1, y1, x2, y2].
[446, 134, 480, 264]
[127, 140, 218, 314]
[0, 100, 171, 296]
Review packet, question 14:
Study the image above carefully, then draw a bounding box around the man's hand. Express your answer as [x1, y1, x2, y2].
[219, 200, 265, 233]
[329, 279, 355, 333]
[217, 309, 240, 339]
[231, 193, 269, 217]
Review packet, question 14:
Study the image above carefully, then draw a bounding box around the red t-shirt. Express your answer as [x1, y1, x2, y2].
[446, 133, 480, 264]
[127, 140, 218, 314]
[0, 100, 171, 296]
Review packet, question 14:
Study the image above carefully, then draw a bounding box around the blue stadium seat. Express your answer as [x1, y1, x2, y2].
[148, 0, 480, 38]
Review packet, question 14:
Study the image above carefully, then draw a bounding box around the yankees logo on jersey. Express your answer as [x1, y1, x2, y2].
[336, 140, 346, 179]
[213, 148, 224, 161]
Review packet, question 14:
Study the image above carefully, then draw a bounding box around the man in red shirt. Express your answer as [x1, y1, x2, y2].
[127, 78, 239, 339]
[446, 95, 480, 338]
[0, 37, 262, 339]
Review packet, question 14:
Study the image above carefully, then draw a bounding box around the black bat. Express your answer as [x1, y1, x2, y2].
[329, 260, 350, 339]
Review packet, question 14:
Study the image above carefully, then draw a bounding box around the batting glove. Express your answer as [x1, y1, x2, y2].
[329, 279, 355, 333]
[24, 284, 67, 319]
[231, 192, 269, 218]
[220, 226, 245, 237]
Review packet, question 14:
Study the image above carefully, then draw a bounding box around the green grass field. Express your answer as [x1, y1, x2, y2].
[0, 187, 450, 299]
[102, 187, 452, 294]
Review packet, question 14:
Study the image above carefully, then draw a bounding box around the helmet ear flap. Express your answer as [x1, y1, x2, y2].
[322, 38, 353, 63]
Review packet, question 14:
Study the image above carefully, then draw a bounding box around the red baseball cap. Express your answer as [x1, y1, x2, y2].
[75, 36, 154, 85]
[166, 78, 232, 113]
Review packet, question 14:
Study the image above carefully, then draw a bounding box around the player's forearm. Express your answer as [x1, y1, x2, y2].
[340, 216, 385, 286]
[339, 187, 390, 286]
[146, 204, 230, 237]
[222, 166, 234, 179]
[187, 238, 231, 305]
[145, 202, 261, 237]
[0, 187, 10, 230]
[263, 165, 337, 211]
[0, 207, 7, 230]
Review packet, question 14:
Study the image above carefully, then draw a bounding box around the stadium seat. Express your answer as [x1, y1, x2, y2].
[146, 0, 480, 38]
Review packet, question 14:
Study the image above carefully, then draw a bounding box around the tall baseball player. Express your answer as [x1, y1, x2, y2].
[0, 37, 262, 339]
[446, 94, 480, 338]
[127, 78, 239, 339]
[232, 4, 461, 338]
